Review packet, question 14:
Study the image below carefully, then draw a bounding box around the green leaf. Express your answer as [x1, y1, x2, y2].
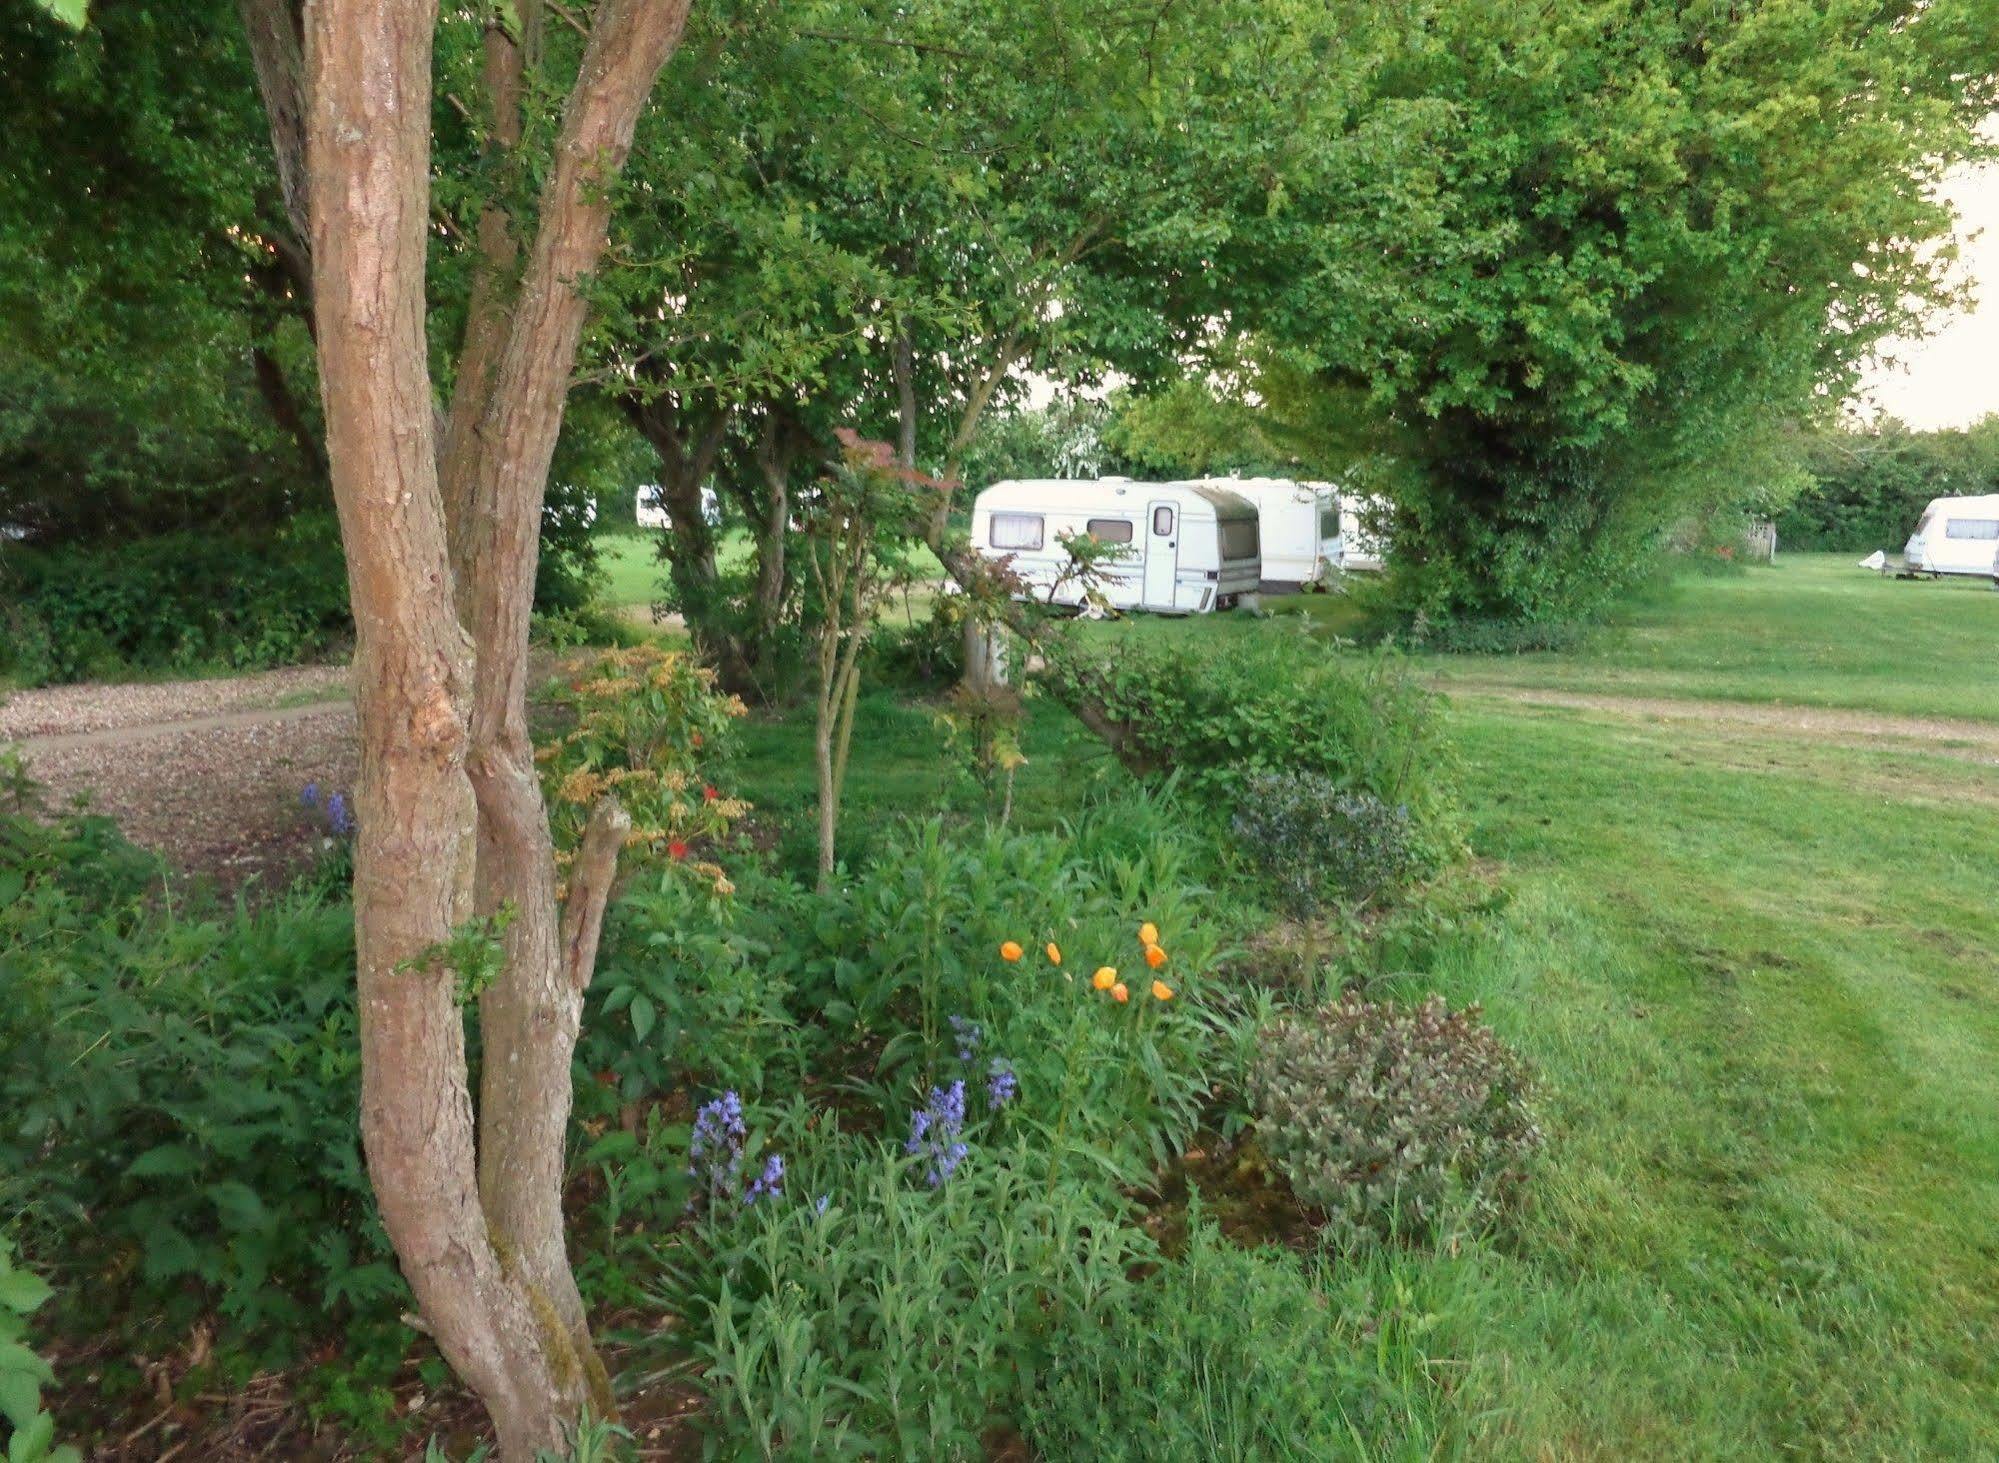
[629, 993, 656, 1043]
[31, 0, 88, 29]
[126, 1145, 201, 1180]
[141, 1226, 199, 1283]
[0, 1272, 49, 1317]
[8, 1409, 54, 1463]
[207, 1181, 271, 1233]
[0, 1367, 45, 1430]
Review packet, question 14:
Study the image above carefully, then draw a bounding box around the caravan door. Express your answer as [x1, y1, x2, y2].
[1144, 501, 1179, 608]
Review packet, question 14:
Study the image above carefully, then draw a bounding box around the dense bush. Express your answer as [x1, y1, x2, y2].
[538, 644, 748, 880]
[0, 809, 394, 1357]
[1232, 772, 1417, 915]
[1043, 633, 1457, 863]
[1, 522, 352, 684]
[1249, 994, 1540, 1245]
[1776, 418, 1999, 553]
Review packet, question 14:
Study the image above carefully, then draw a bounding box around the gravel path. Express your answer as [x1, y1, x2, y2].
[0, 663, 350, 740]
[4, 666, 357, 891]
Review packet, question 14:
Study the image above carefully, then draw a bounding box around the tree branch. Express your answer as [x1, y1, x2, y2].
[561, 797, 630, 991]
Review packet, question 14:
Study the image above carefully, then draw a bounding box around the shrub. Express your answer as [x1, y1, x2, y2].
[0, 809, 396, 1358]
[787, 804, 1232, 1171]
[0, 1240, 78, 1463]
[581, 863, 803, 1111]
[0, 522, 352, 684]
[538, 644, 749, 885]
[1041, 633, 1457, 863]
[1232, 772, 1418, 915]
[1248, 994, 1540, 1245]
[1022, 1214, 1442, 1459]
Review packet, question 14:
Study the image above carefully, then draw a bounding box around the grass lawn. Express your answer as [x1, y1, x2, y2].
[594, 530, 945, 615]
[1421, 553, 1999, 722]
[735, 554, 1999, 1456]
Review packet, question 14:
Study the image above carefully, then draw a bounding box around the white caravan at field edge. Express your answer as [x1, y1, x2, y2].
[1902, 494, 1999, 578]
[969, 478, 1261, 614]
[1205, 477, 1343, 590]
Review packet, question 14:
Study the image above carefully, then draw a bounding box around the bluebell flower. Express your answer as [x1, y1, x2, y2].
[744, 1153, 785, 1205]
[301, 781, 320, 808]
[326, 791, 355, 837]
[948, 1014, 982, 1064]
[906, 1079, 969, 1188]
[814, 1194, 830, 1215]
[986, 1062, 1017, 1111]
[688, 1090, 746, 1208]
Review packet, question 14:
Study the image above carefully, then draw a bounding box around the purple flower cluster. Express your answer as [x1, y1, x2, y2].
[688, 1091, 746, 1207]
[689, 1091, 791, 1211]
[300, 781, 356, 838]
[906, 1079, 969, 1188]
[986, 1061, 1017, 1111]
[949, 1014, 983, 1064]
[745, 1153, 784, 1205]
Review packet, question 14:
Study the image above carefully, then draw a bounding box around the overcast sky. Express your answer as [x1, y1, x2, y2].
[1855, 153, 1999, 431]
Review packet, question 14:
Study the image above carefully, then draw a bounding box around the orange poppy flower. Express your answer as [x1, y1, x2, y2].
[1092, 966, 1117, 991]
[1144, 943, 1167, 969]
[1151, 980, 1174, 1002]
[1045, 942, 1062, 965]
[1138, 921, 1159, 946]
[1000, 941, 1023, 962]
[1111, 982, 1130, 1003]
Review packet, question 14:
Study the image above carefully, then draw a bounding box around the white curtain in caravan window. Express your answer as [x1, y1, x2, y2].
[990, 512, 1045, 550]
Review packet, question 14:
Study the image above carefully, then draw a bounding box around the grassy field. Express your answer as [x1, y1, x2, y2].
[1420, 553, 1999, 721]
[728, 552, 1999, 1457]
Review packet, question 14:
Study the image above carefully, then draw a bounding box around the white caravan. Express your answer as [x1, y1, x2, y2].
[1207, 478, 1344, 590]
[635, 484, 720, 530]
[1902, 494, 1999, 578]
[970, 478, 1262, 614]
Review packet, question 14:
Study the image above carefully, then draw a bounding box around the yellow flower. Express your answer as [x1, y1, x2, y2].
[1092, 967, 1117, 991]
[1151, 980, 1174, 1002]
[1138, 921, 1159, 947]
[1111, 982, 1130, 1003]
[1144, 943, 1168, 970]
[1000, 941, 1024, 962]
[1045, 942, 1062, 965]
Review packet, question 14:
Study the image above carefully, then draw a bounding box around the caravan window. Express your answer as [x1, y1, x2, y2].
[1944, 518, 1999, 541]
[1219, 518, 1260, 560]
[1319, 506, 1340, 539]
[989, 512, 1044, 550]
[1086, 517, 1134, 544]
[1151, 506, 1175, 536]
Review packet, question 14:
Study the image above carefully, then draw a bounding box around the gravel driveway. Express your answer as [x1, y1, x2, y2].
[5, 666, 358, 892]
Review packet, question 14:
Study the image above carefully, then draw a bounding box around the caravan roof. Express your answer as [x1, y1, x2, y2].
[975, 478, 1258, 522]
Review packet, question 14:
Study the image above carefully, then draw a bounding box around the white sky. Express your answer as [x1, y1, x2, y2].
[1856, 152, 1999, 430]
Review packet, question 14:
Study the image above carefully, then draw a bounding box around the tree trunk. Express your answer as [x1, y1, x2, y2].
[453, 0, 691, 1420]
[305, 0, 689, 1453]
[305, 4, 567, 1456]
[626, 395, 761, 692]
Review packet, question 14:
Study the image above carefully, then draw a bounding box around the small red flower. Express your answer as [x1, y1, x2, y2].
[691, 731, 704, 748]
[668, 840, 690, 861]
[703, 784, 719, 801]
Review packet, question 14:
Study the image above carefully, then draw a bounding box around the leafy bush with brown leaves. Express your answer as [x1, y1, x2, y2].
[1249, 994, 1540, 1245]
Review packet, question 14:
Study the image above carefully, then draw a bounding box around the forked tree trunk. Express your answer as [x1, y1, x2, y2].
[306, 4, 564, 1453]
[304, 0, 685, 1453]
